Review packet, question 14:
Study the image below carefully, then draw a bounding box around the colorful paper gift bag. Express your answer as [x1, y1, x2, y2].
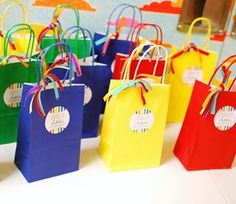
[167, 17, 218, 122]
[174, 57, 236, 171]
[99, 44, 170, 172]
[38, 4, 90, 64]
[48, 28, 111, 138]
[94, 3, 142, 66]
[113, 23, 165, 79]
[94, 4, 142, 112]
[64, 27, 111, 138]
[0, 24, 37, 144]
[0, 0, 37, 56]
[15, 43, 84, 182]
[61, 26, 91, 60]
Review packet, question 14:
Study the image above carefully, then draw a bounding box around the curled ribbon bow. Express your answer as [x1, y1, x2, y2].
[25, 70, 64, 118]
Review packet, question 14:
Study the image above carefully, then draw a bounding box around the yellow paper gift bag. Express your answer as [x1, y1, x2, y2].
[0, 0, 37, 56]
[166, 17, 218, 122]
[99, 44, 171, 172]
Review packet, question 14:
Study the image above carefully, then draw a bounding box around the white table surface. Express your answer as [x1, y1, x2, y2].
[0, 123, 235, 204]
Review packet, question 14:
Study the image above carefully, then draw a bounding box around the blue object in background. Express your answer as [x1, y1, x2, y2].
[60, 26, 112, 138]
[93, 4, 141, 112]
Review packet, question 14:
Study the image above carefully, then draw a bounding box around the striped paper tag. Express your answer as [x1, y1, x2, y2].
[45, 106, 70, 134]
[182, 67, 203, 86]
[130, 108, 154, 133]
[214, 106, 236, 131]
[4, 83, 23, 108]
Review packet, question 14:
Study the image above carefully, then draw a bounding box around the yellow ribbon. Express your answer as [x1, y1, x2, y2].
[200, 86, 222, 115]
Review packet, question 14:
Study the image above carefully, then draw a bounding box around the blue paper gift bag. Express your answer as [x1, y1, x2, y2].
[15, 83, 84, 182]
[93, 4, 142, 66]
[94, 4, 142, 112]
[60, 27, 111, 138]
[15, 43, 84, 182]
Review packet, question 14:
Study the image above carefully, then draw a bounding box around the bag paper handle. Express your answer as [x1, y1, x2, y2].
[3, 23, 35, 58]
[134, 44, 168, 83]
[208, 55, 236, 85]
[0, 0, 28, 32]
[105, 4, 142, 40]
[129, 23, 163, 54]
[123, 43, 168, 83]
[53, 4, 80, 38]
[185, 17, 211, 50]
[37, 42, 81, 84]
[37, 21, 63, 50]
[115, 5, 142, 40]
[62, 26, 95, 65]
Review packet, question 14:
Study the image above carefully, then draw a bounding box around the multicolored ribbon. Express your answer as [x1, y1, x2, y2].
[104, 79, 153, 106]
[37, 21, 62, 52]
[42, 52, 81, 82]
[26, 50, 81, 118]
[200, 84, 225, 117]
[37, 21, 62, 74]
[95, 17, 126, 55]
[170, 43, 209, 74]
[71, 53, 82, 77]
[218, 65, 232, 84]
[25, 71, 64, 118]
[136, 74, 162, 83]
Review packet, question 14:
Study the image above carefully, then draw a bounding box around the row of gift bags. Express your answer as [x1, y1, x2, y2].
[0, 1, 92, 56]
[13, 41, 236, 182]
[0, 2, 235, 182]
[0, 2, 100, 144]
[99, 46, 236, 172]
[0, 2, 161, 144]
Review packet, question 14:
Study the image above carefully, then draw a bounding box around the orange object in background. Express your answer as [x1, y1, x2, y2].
[32, 0, 96, 11]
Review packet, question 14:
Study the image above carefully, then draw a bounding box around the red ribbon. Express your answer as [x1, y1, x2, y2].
[32, 72, 63, 118]
[170, 43, 210, 74]
[37, 22, 61, 51]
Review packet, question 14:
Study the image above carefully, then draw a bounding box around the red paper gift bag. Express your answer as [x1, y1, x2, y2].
[112, 23, 166, 79]
[174, 56, 236, 171]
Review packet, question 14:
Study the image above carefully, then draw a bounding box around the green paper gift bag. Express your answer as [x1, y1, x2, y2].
[38, 4, 91, 64]
[0, 24, 38, 144]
